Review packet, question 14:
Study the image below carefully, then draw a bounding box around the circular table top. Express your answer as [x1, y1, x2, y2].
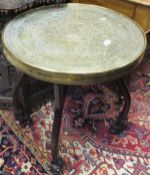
[2, 3, 146, 85]
[0, 0, 35, 11]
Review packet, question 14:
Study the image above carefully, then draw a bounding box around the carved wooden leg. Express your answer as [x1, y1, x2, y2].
[109, 77, 131, 134]
[12, 72, 32, 126]
[124, 72, 132, 86]
[51, 84, 64, 174]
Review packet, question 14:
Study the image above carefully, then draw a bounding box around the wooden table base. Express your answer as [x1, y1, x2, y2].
[50, 78, 131, 173]
[108, 78, 131, 134]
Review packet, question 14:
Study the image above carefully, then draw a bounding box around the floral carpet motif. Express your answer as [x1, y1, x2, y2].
[0, 37, 150, 174]
[0, 116, 47, 175]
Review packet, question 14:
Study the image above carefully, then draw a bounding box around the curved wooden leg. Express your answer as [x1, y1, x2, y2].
[12, 72, 32, 126]
[124, 72, 132, 86]
[51, 84, 64, 174]
[109, 78, 131, 134]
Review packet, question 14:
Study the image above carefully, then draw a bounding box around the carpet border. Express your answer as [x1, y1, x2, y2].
[0, 110, 52, 175]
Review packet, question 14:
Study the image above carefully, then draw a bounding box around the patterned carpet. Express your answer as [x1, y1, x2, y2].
[0, 36, 150, 174]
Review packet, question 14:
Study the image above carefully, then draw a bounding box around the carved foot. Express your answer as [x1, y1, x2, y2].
[51, 157, 64, 175]
[14, 108, 33, 127]
[108, 118, 128, 135]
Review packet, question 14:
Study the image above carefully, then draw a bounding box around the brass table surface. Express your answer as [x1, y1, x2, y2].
[2, 3, 146, 85]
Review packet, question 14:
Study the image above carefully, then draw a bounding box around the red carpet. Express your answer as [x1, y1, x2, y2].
[0, 35, 150, 175]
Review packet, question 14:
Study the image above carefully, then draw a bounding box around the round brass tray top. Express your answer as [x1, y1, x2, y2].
[2, 3, 147, 85]
[0, 0, 35, 11]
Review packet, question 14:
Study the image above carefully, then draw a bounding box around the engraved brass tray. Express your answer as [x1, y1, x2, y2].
[2, 3, 147, 85]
